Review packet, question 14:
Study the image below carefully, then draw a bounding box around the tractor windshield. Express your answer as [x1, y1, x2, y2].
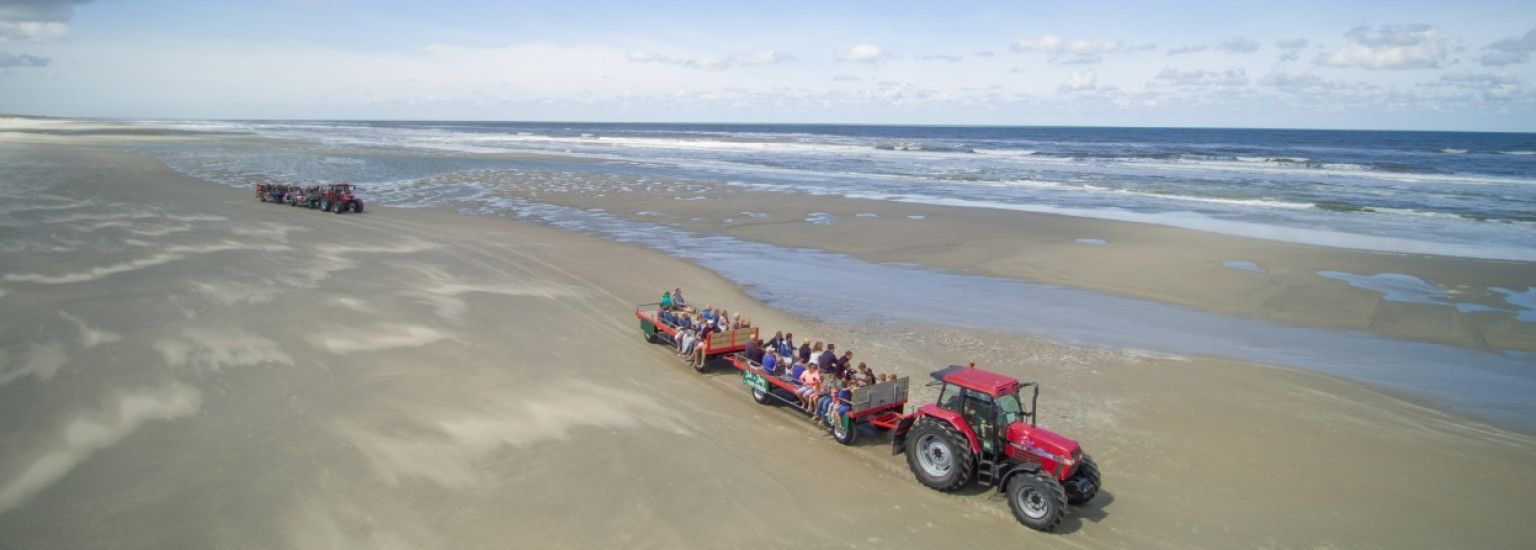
[997, 392, 1025, 426]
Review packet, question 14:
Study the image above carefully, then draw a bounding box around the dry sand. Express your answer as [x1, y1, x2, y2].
[2, 122, 1536, 548]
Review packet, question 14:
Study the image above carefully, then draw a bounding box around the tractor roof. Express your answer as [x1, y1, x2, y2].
[931, 365, 1020, 396]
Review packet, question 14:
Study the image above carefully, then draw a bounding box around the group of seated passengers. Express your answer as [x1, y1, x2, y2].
[660, 291, 896, 425]
[743, 333, 894, 426]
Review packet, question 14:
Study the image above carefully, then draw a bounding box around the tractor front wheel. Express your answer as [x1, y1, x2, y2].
[1007, 471, 1068, 532]
[1065, 454, 1100, 505]
[353, 200, 365, 213]
[904, 417, 974, 492]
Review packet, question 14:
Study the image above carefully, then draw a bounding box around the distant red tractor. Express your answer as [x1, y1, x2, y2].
[893, 365, 1100, 531]
[319, 183, 364, 214]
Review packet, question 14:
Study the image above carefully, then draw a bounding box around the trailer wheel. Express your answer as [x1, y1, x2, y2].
[1065, 454, 1100, 505]
[751, 387, 773, 405]
[904, 417, 974, 492]
[1007, 471, 1067, 532]
[832, 414, 856, 445]
[320, 199, 330, 212]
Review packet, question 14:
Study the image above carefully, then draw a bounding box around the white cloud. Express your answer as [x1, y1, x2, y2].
[627, 49, 790, 70]
[1167, 44, 1209, 55]
[1059, 71, 1097, 92]
[1217, 36, 1261, 53]
[915, 53, 963, 63]
[1013, 34, 1136, 57]
[1437, 72, 1519, 88]
[836, 42, 885, 63]
[0, 52, 47, 67]
[1155, 67, 1249, 87]
[1276, 38, 1310, 49]
[1260, 68, 1329, 88]
[1013, 34, 1132, 64]
[1480, 28, 1536, 67]
[0, 0, 91, 41]
[1315, 24, 1450, 69]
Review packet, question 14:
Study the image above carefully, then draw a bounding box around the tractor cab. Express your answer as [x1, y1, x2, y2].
[930, 365, 1038, 453]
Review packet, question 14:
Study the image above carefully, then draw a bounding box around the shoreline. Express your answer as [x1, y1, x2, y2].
[441, 168, 1535, 353]
[4, 121, 1536, 548]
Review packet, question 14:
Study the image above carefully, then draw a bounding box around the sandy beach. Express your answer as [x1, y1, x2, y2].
[3, 120, 1536, 549]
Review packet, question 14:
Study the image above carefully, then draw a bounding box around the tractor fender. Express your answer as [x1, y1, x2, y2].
[914, 404, 983, 455]
[995, 461, 1044, 493]
[890, 414, 917, 456]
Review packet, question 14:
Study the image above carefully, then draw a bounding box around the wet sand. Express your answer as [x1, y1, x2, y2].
[3, 121, 1536, 548]
[457, 171, 1536, 352]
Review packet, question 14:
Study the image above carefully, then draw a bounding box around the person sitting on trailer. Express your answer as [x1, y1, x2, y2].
[799, 341, 813, 364]
[745, 338, 762, 364]
[766, 331, 783, 352]
[660, 291, 673, 311]
[677, 326, 697, 356]
[834, 351, 853, 379]
[688, 332, 709, 369]
[797, 365, 822, 412]
[785, 358, 805, 384]
[857, 363, 876, 385]
[762, 351, 778, 375]
[779, 332, 794, 356]
[672, 287, 686, 310]
[817, 344, 836, 373]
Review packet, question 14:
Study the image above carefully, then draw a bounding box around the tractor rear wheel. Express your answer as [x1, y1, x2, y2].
[904, 417, 974, 492]
[1066, 454, 1100, 505]
[1006, 471, 1068, 531]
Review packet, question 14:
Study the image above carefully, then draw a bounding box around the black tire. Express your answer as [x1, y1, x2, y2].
[353, 200, 364, 213]
[904, 417, 975, 492]
[1006, 471, 1068, 532]
[321, 199, 330, 212]
[751, 387, 772, 405]
[333, 201, 345, 214]
[831, 413, 857, 445]
[1065, 454, 1100, 505]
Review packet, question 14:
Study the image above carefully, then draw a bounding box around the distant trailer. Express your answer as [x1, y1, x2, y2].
[636, 304, 756, 372]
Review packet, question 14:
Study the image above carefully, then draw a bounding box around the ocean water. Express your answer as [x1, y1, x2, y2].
[144, 120, 1536, 261]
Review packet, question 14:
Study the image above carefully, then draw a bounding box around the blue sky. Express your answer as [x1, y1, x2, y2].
[1, 0, 1534, 130]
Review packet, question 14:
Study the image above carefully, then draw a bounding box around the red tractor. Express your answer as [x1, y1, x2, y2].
[320, 183, 364, 214]
[893, 365, 1101, 531]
